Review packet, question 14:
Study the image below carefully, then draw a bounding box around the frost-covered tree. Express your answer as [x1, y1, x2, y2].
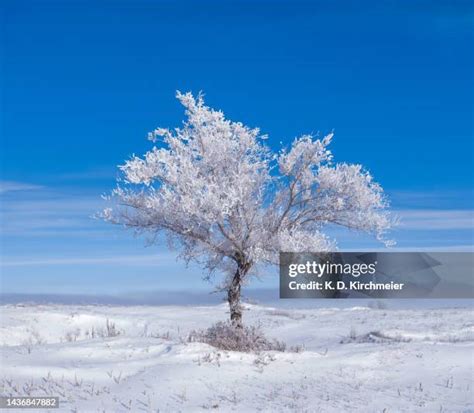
[102, 92, 393, 327]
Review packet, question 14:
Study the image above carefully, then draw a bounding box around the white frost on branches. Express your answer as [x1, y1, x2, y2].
[102, 92, 394, 287]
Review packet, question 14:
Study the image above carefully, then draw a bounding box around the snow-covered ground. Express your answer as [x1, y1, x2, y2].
[0, 303, 473, 412]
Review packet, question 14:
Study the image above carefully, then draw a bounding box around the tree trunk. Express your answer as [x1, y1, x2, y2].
[227, 264, 246, 328]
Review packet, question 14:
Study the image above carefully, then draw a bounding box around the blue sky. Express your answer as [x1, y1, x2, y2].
[1, 0, 473, 295]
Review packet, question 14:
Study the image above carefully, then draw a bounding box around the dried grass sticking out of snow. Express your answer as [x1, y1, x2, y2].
[188, 321, 303, 353]
[265, 308, 307, 320]
[340, 327, 474, 344]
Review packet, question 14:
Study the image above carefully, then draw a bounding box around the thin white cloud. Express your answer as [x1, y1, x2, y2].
[0, 192, 108, 236]
[0, 253, 177, 267]
[388, 189, 473, 209]
[397, 209, 474, 230]
[0, 181, 44, 194]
